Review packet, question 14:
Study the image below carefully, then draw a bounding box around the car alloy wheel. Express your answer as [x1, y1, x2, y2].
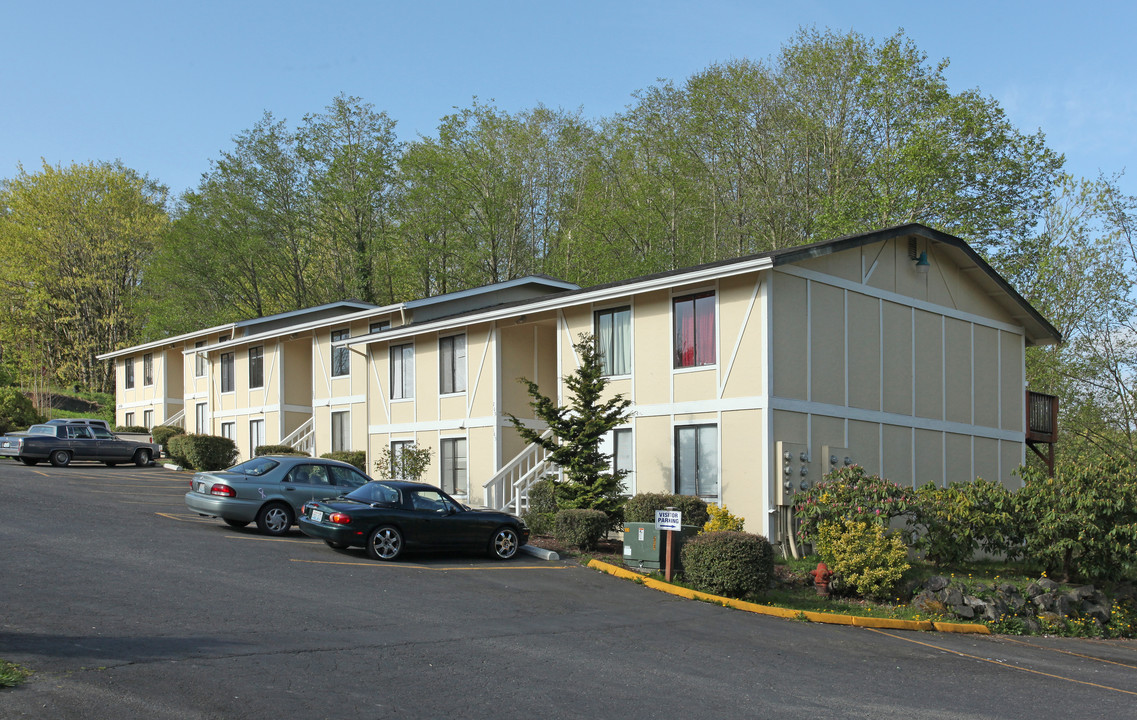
[491, 527, 519, 560]
[368, 525, 403, 561]
[50, 450, 71, 467]
[133, 449, 151, 466]
[256, 503, 293, 536]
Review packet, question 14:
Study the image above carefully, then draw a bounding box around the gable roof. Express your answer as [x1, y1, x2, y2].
[349, 223, 1060, 347]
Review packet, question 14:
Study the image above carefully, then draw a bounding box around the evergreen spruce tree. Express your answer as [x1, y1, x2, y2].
[508, 333, 632, 522]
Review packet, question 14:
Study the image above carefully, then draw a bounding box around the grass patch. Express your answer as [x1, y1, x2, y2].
[0, 659, 31, 688]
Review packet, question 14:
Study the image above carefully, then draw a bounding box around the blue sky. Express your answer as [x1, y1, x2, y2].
[2, 1, 1133, 203]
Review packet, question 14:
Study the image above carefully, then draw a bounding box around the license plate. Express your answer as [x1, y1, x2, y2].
[198, 482, 206, 492]
[311, 510, 324, 522]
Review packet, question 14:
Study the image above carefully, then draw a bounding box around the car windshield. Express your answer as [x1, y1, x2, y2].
[228, 457, 280, 476]
[345, 482, 400, 505]
[27, 426, 56, 436]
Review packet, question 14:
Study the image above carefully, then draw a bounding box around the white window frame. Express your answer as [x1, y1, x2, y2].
[672, 290, 717, 370]
[143, 353, 154, 386]
[331, 329, 351, 377]
[594, 305, 632, 377]
[440, 436, 468, 498]
[674, 423, 719, 502]
[600, 426, 634, 495]
[248, 346, 264, 389]
[143, 409, 153, 429]
[221, 422, 235, 441]
[195, 402, 208, 434]
[389, 439, 415, 480]
[124, 411, 135, 427]
[390, 343, 415, 400]
[124, 358, 135, 389]
[331, 410, 350, 453]
[220, 352, 235, 393]
[194, 341, 207, 378]
[249, 418, 266, 454]
[439, 333, 467, 395]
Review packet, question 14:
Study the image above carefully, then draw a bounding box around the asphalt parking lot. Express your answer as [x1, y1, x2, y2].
[2, 460, 1136, 719]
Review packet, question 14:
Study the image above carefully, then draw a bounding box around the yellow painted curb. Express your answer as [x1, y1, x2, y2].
[933, 621, 991, 634]
[587, 559, 988, 634]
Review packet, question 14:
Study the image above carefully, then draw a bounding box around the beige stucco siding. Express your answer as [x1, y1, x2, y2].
[771, 236, 1032, 503]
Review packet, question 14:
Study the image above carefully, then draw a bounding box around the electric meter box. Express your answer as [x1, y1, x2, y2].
[621, 522, 700, 570]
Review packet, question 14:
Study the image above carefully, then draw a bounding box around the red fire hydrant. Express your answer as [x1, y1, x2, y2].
[809, 562, 833, 597]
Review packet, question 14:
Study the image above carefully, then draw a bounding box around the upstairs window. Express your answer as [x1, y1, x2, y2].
[194, 340, 207, 377]
[673, 291, 715, 368]
[124, 359, 135, 389]
[249, 346, 264, 389]
[331, 329, 350, 377]
[370, 320, 391, 334]
[439, 334, 467, 394]
[220, 352, 234, 393]
[594, 306, 631, 376]
[143, 353, 154, 386]
[390, 343, 415, 399]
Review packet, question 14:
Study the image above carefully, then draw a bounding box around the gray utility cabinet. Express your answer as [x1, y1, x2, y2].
[622, 522, 701, 570]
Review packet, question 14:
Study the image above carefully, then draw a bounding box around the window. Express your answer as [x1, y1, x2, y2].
[331, 329, 350, 377]
[440, 438, 468, 496]
[675, 424, 718, 500]
[673, 291, 716, 368]
[600, 428, 634, 495]
[249, 346, 264, 389]
[124, 359, 135, 389]
[331, 411, 350, 452]
[221, 422, 235, 440]
[143, 353, 154, 386]
[194, 341, 207, 377]
[125, 412, 135, 426]
[389, 440, 415, 480]
[220, 352, 234, 392]
[370, 320, 391, 334]
[594, 306, 631, 376]
[439, 334, 466, 394]
[195, 403, 207, 434]
[143, 410, 153, 429]
[390, 343, 414, 399]
[249, 419, 265, 453]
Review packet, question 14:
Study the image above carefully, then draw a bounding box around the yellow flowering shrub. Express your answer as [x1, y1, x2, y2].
[815, 519, 910, 600]
[703, 503, 745, 532]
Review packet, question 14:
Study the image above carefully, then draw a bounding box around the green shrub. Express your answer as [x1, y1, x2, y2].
[522, 479, 559, 536]
[794, 465, 913, 545]
[554, 509, 609, 550]
[909, 478, 1018, 566]
[115, 425, 150, 434]
[1015, 461, 1137, 582]
[320, 451, 364, 471]
[523, 512, 557, 536]
[168, 434, 239, 471]
[0, 388, 43, 434]
[680, 531, 774, 598]
[255, 444, 305, 457]
[703, 503, 745, 532]
[527, 479, 559, 514]
[151, 425, 185, 447]
[624, 492, 709, 527]
[814, 519, 909, 600]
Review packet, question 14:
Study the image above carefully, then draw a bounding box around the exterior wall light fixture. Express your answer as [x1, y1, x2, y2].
[914, 251, 930, 274]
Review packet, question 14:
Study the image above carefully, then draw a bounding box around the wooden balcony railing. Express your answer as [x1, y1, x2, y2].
[1025, 390, 1058, 475]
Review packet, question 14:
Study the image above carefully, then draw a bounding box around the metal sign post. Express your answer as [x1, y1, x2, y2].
[655, 508, 682, 581]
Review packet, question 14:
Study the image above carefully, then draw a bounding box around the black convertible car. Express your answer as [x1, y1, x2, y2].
[298, 480, 530, 561]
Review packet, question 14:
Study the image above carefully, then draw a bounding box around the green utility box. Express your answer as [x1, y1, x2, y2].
[622, 522, 701, 570]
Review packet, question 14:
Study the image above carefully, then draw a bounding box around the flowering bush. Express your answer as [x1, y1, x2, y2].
[703, 503, 746, 532]
[909, 477, 1018, 566]
[793, 465, 913, 545]
[814, 519, 909, 600]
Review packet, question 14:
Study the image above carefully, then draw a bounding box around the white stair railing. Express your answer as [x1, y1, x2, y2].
[282, 417, 315, 456]
[483, 428, 557, 513]
[164, 409, 185, 429]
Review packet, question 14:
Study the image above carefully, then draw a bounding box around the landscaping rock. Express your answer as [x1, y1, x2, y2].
[923, 575, 950, 593]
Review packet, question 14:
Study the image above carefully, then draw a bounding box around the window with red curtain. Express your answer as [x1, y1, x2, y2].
[673, 291, 715, 368]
